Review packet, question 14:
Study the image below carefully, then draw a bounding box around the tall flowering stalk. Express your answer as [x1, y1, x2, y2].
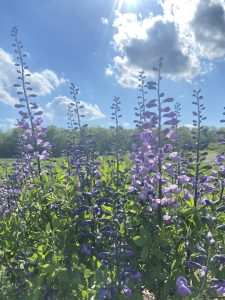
[174, 102, 181, 154]
[11, 27, 51, 180]
[134, 71, 147, 128]
[191, 89, 207, 207]
[130, 58, 180, 298]
[67, 82, 97, 179]
[145, 57, 178, 226]
[110, 96, 123, 190]
[94, 97, 140, 298]
[174, 102, 182, 185]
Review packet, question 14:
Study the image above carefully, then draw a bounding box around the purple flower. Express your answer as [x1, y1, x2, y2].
[212, 280, 225, 295]
[163, 143, 173, 152]
[169, 152, 182, 163]
[43, 141, 52, 150]
[164, 117, 178, 126]
[163, 163, 174, 175]
[98, 287, 111, 299]
[80, 244, 91, 255]
[101, 260, 108, 267]
[211, 254, 225, 264]
[199, 265, 207, 277]
[80, 219, 94, 226]
[30, 102, 38, 109]
[163, 213, 172, 222]
[25, 144, 33, 151]
[122, 287, 132, 297]
[184, 189, 192, 200]
[178, 175, 190, 184]
[217, 286, 225, 295]
[166, 130, 178, 142]
[196, 244, 206, 254]
[37, 139, 43, 146]
[151, 173, 161, 185]
[176, 276, 192, 296]
[34, 117, 43, 127]
[50, 203, 57, 209]
[130, 271, 142, 279]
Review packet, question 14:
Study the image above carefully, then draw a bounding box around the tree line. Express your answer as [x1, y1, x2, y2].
[0, 125, 222, 158]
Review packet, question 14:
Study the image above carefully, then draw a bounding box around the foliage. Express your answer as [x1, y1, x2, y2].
[1, 28, 225, 300]
[0, 126, 222, 159]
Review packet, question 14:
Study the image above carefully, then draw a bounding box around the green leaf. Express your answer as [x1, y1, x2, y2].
[84, 269, 91, 279]
[171, 259, 177, 271]
[82, 290, 91, 299]
[42, 263, 50, 269]
[133, 236, 146, 247]
[141, 246, 149, 262]
[140, 226, 147, 238]
[46, 223, 51, 233]
[186, 196, 194, 208]
[101, 205, 112, 213]
[42, 173, 49, 182]
[179, 208, 192, 217]
[29, 253, 38, 262]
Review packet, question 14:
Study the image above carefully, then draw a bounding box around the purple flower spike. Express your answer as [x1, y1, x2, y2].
[176, 276, 192, 297]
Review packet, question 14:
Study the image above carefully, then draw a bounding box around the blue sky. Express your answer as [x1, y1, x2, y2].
[0, 0, 225, 130]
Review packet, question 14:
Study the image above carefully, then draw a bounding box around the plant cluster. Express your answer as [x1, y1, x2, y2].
[1, 29, 225, 300]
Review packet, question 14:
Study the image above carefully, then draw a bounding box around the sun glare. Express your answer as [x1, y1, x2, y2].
[118, 0, 137, 10]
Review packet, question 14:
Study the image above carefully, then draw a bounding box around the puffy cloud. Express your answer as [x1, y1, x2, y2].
[46, 95, 105, 121]
[160, 0, 199, 25]
[30, 70, 66, 96]
[123, 19, 199, 78]
[0, 47, 66, 106]
[113, 56, 139, 88]
[109, 11, 200, 87]
[108, 0, 225, 87]
[191, 0, 225, 59]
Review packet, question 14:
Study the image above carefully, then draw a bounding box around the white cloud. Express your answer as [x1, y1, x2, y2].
[101, 17, 109, 25]
[0, 48, 19, 105]
[30, 70, 66, 96]
[122, 121, 131, 128]
[0, 89, 18, 106]
[46, 95, 105, 121]
[105, 64, 114, 76]
[113, 56, 139, 88]
[0, 47, 66, 106]
[0, 49, 16, 85]
[108, 0, 225, 87]
[180, 123, 195, 129]
[0, 118, 17, 130]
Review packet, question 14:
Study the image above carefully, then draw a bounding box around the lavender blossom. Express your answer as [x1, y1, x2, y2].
[176, 276, 192, 296]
